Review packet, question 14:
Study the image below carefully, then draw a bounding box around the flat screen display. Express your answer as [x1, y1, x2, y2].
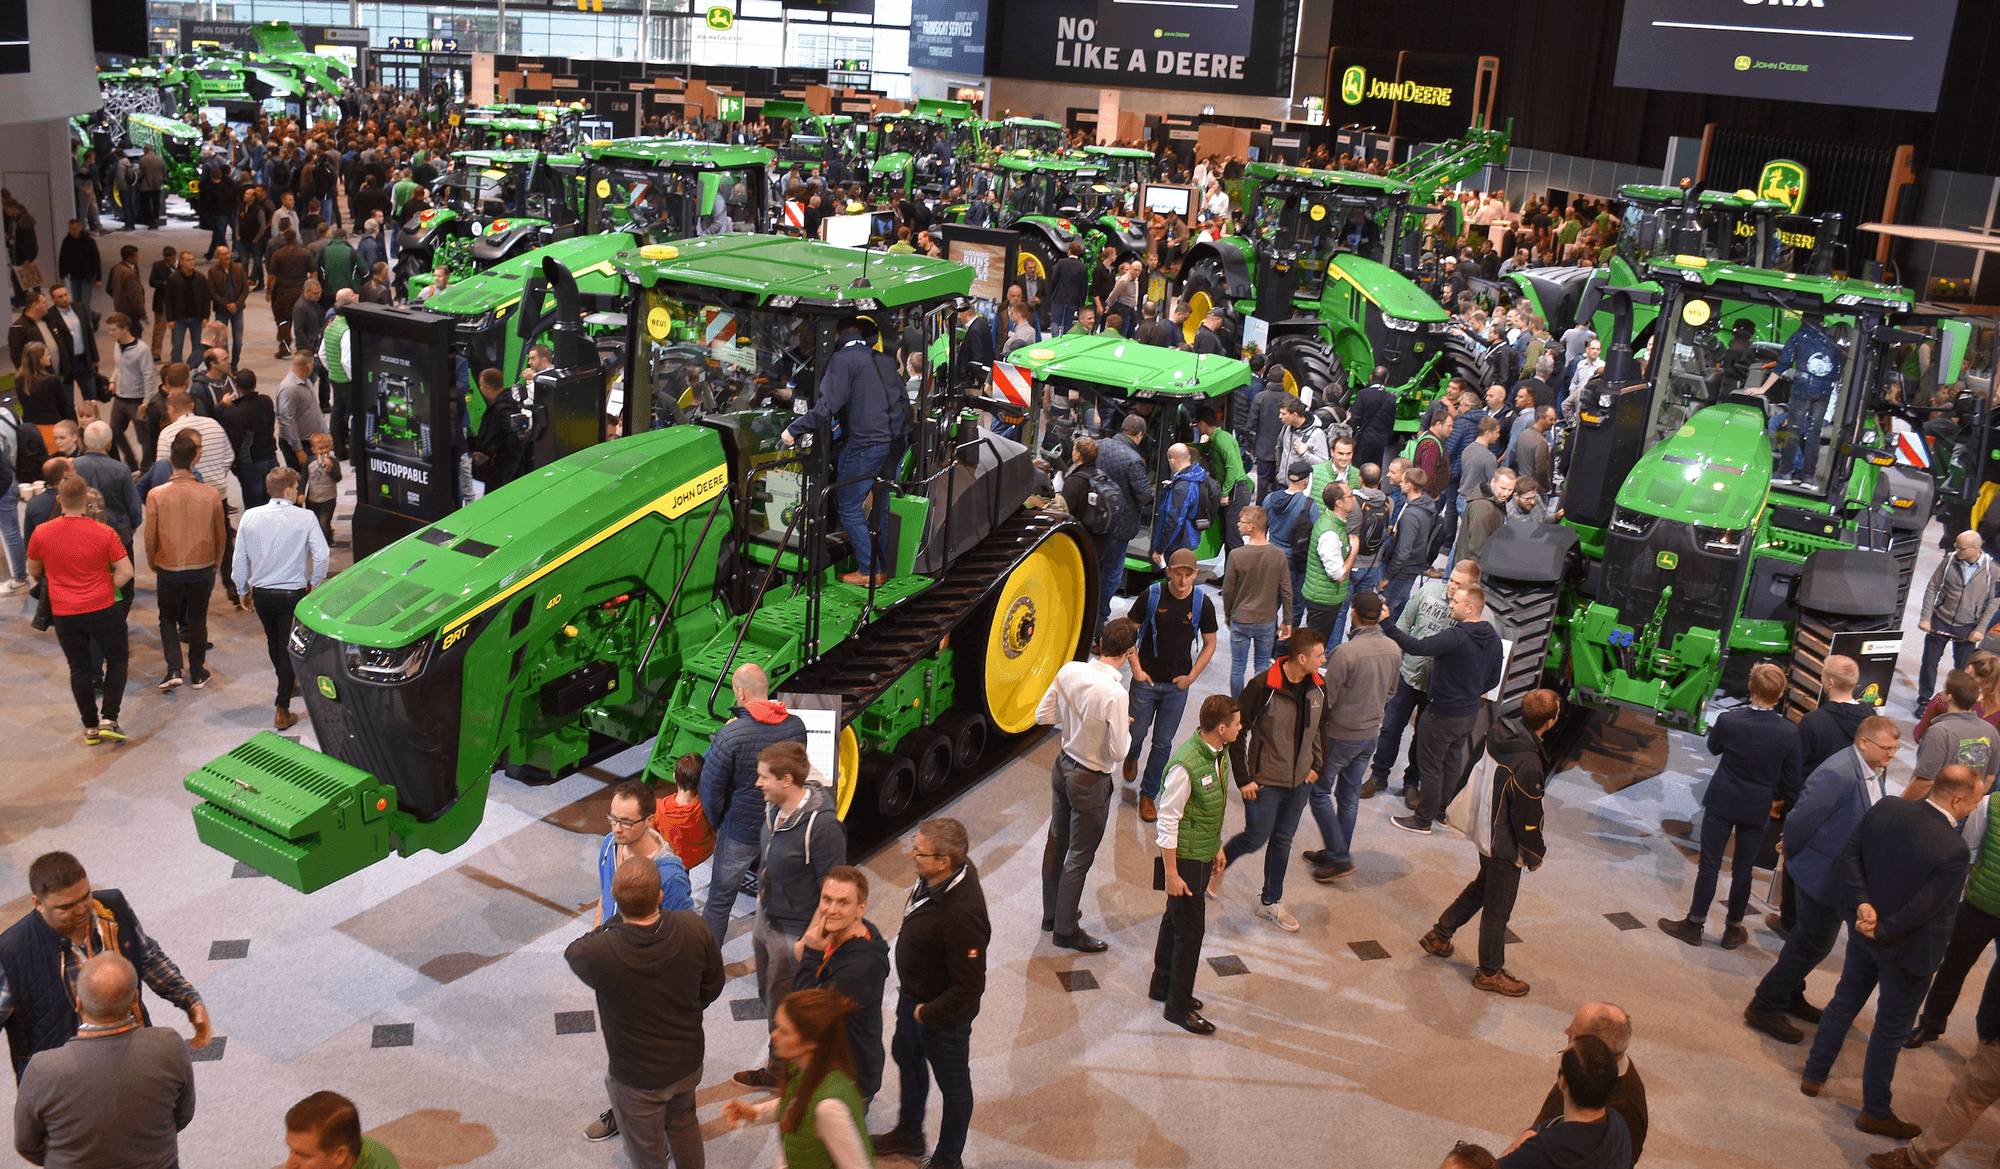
[1613, 0, 1961, 113]
[948, 239, 1008, 302]
[989, 0, 1293, 98]
[910, 0, 987, 75]
[1142, 184, 1193, 217]
[360, 334, 449, 523]
[822, 212, 871, 248]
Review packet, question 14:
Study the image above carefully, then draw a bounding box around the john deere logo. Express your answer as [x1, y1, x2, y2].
[706, 5, 734, 29]
[1340, 65, 1367, 106]
[317, 676, 337, 700]
[1758, 159, 1808, 213]
[1656, 552, 1679, 571]
[1734, 55, 1752, 71]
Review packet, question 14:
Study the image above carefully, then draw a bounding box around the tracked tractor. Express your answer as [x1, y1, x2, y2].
[183, 237, 1097, 892]
[1178, 125, 1511, 434]
[1479, 256, 1988, 729]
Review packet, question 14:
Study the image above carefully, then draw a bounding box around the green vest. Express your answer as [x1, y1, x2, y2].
[1300, 511, 1349, 606]
[779, 1067, 874, 1169]
[1200, 428, 1245, 496]
[322, 315, 350, 383]
[1165, 732, 1229, 861]
[1969, 796, 2000, 917]
[1308, 457, 1359, 501]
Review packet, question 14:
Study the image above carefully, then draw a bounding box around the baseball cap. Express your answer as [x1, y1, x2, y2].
[1287, 462, 1314, 483]
[1350, 591, 1385, 622]
[1167, 549, 1199, 572]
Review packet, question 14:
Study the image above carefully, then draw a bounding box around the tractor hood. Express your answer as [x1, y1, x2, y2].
[298, 428, 729, 649]
[870, 151, 914, 177]
[1612, 402, 1770, 529]
[1323, 254, 1449, 323]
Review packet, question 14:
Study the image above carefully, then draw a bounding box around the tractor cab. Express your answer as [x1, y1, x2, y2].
[1011, 333, 1248, 578]
[581, 140, 775, 245]
[124, 112, 202, 197]
[761, 99, 859, 170]
[863, 112, 957, 200]
[462, 115, 551, 153]
[397, 148, 585, 289]
[979, 117, 1066, 156]
[1078, 145, 1157, 196]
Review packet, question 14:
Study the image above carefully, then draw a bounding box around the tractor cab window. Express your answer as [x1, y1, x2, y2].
[634, 290, 818, 438]
[1617, 201, 1663, 263]
[1005, 172, 1056, 220]
[1645, 296, 1728, 448]
[1293, 196, 1346, 299]
[1772, 317, 1853, 492]
[586, 164, 750, 242]
[438, 166, 517, 217]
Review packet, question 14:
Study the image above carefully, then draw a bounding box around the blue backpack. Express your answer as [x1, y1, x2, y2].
[1137, 581, 1208, 662]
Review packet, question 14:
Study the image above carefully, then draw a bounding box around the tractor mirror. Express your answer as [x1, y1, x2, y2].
[517, 277, 547, 339]
[699, 172, 722, 219]
[1940, 318, 1973, 385]
[1637, 217, 1659, 252]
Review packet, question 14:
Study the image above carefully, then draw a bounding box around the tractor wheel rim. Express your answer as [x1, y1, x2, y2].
[984, 535, 1088, 734]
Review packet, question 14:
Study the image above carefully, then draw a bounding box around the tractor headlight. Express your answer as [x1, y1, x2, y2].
[1380, 315, 1419, 332]
[1694, 524, 1744, 553]
[345, 639, 432, 683]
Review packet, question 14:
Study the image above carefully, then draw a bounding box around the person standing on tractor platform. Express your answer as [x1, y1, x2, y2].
[1129, 550, 1218, 823]
[1751, 312, 1843, 484]
[1150, 694, 1241, 1035]
[1036, 618, 1138, 953]
[782, 317, 908, 587]
[1194, 405, 1247, 552]
[1914, 531, 2000, 712]
[1658, 662, 1802, 949]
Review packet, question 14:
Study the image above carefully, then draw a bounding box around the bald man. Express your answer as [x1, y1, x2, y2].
[1917, 531, 2000, 711]
[1519, 1002, 1648, 1162]
[695, 663, 808, 943]
[14, 953, 197, 1167]
[1151, 443, 1209, 569]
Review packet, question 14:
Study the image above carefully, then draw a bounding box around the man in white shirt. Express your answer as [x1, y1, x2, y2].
[1034, 617, 1138, 954]
[234, 465, 330, 729]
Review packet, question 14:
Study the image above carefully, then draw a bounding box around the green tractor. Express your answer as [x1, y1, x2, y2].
[1179, 126, 1511, 432]
[395, 147, 587, 290]
[970, 153, 1149, 277]
[124, 112, 203, 200]
[1480, 256, 1986, 730]
[579, 139, 776, 248]
[760, 98, 861, 172]
[976, 116, 1067, 160]
[1012, 333, 1249, 581]
[1077, 144, 1156, 198]
[183, 236, 1096, 892]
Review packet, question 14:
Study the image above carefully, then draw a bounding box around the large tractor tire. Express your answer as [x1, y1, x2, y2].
[900, 727, 954, 796]
[866, 751, 918, 819]
[1476, 522, 1580, 716]
[1180, 254, 1242, 350]
[933, 707, 989, 772]
[970, 529, 1093, 734]
[1439, 328, 1496, 391]
[1785, 548, 1903, 719]
[1264, 334, 1346, 408]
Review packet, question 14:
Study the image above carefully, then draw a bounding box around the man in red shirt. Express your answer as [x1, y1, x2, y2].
[27, 475, 135, 743]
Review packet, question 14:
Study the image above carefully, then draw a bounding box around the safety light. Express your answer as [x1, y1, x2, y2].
[345, 639, 431, 682]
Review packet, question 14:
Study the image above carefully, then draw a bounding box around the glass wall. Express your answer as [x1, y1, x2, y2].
[147, 0, 914, 97]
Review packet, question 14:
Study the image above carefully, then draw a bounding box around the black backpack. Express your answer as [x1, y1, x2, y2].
[1353, 491, 1393, 558]
[1076, 466, 1135, 539]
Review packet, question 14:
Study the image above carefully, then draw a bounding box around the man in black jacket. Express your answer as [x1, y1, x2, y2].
[55, 220, 99, 316]
[791, 865, 890, 1104]
[1659, 663, 1803, 949]
[1349, 371, 1396, 472]
[954, 301, 993, 389]
[1801, 765, 1982, 1138]
[1383, 581, 1502, 834]
[162, 252, 209, 368]
[873, 818, 989, 1169]
[695, 664, 808, 944]
[565, 857, 724, 1167]
[1419, 688, 1559, 997]
[1049, 241, 1088, 335]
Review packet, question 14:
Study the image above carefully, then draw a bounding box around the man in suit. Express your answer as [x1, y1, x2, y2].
[1659, 663, 1803, 948]
[1800, 764, 1985, 1138]
[1745, 715, 1903, 1042]
[1772, 656, 1875, 937]
[1869, 959, 2000, 1167]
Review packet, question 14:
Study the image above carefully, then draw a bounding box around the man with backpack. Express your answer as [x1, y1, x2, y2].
[1263, 462, 1318, 629]
[1381, 467, 1439, 617]
[1151, 444, 1212, 571]
[1275, 397, 1327, 470]
[1346, 464, 1395, 601]
[1061, 436, 1139, 640]
[1126, 549, 1219, 822]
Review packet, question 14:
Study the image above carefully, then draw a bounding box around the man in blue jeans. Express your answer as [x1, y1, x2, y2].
[1126, 549, 1218, 822]
[782, 317, 908, 585]
[695, 664, 807, 944]
[1220, 628, 1327, 933]
[1222, 505, 1290, 695]
[1303, 592, 1400, 881]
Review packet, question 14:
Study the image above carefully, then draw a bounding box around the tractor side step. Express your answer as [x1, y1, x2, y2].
[183, 732, 401, 893]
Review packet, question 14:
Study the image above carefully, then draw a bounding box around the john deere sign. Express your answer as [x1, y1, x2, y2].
[1758, 159, 1807, 214]
[1326, 48, 1481, 142]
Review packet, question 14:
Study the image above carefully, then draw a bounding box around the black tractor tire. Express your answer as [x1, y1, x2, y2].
[1439, 328, 1495, 392]
[1786, 609, 1899, 721]
[1481, 575, 1563, 717]
[900, 728, 954, 795]
[1181, 254, 1242, 349]
[1264, 334, 1347, 409]
[933, 708, 989, 772]
[866, 751, 918, 819]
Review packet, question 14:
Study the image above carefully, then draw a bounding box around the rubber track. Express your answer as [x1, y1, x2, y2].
[1785, 608, 1896, 722]
[781, 509, 1089, 722]
[1483, 574, 1561, 717]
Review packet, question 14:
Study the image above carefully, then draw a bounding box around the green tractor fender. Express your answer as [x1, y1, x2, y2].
[470, 216, 558, 266]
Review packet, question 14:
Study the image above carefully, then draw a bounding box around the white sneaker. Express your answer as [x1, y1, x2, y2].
[0, 577, 28, 594]
[1258, 901, 1300, 932]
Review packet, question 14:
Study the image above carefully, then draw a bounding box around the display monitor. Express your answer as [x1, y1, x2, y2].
[1142, 184, 1194, 217]
[822, 212, 871, 248]
[1613, 0, 1961, 113]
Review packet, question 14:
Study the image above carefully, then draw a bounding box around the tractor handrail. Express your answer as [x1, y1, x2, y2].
[633, 489, 729, 698]
[705, 490, 807, 720]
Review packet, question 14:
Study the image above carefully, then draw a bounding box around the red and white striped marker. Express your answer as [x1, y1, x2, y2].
[993, 362, 1033, 407]
[786, 200, 805, 230]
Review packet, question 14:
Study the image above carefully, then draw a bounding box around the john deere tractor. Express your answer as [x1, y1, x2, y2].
[396, 147, 586, 289]
[123, 112, 202, 199]
[1479, 256, 1987, 729]
[183, 237, 1096, 892]
[579, 140, 776, 246]
[760, 99, 861, 172]
[1179, 125, 1511, 432]
[976, 116, 1067, 159]
[971, 154, 1149, 277]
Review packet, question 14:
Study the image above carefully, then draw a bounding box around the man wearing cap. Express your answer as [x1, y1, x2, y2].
[1263, 462, 1318, 629]
[1193, 310, 1228, 356]
[782, 318, 908, 586]
[1127, 548, 1219, 822]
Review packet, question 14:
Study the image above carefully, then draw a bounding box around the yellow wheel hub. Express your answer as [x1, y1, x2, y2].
[983, 535, 1088, 734]
[833, 726, 860, 820]
[1184, 289, 1212, 345]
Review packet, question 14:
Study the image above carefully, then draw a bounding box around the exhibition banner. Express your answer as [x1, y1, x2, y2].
[989, 0, 1293, 98]
[1328, 48, 1481, 143]
[910, 0, 988, 75]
